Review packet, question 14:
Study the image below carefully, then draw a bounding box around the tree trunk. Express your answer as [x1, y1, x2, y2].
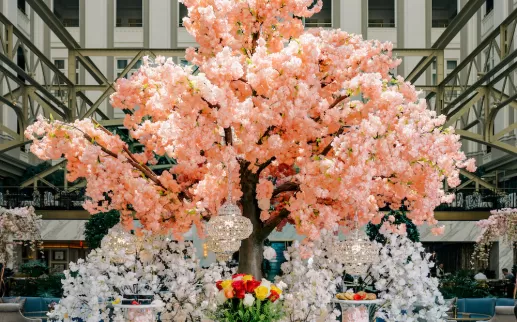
[238, 168, 266, 279]
[238, 235, 264, 278]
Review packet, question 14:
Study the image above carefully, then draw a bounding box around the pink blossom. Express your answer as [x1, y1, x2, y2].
[24, 0, 474, 239]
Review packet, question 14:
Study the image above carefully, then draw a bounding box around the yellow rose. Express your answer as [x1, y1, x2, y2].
[221, 280, 232, 290]
[242, 275, 254, 282]
[271, 285, 282, 295]
[255, 285, 269, 301]
[112, 298, 121, 305]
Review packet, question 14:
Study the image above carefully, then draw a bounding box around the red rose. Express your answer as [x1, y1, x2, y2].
[216, 281, 223, 291]
[232, 273, 246, 280]
[232, 280, 246, 299]
[245, 280, 261, 293]
[268, 290, 280, 303]
[131, 300, 140, 305]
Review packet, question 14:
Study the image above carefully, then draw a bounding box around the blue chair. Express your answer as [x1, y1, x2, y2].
[456, 298, 496, 316]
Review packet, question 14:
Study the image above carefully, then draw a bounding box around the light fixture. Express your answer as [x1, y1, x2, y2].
[339, 214, 378, 278]
[205, 159, 253, 260]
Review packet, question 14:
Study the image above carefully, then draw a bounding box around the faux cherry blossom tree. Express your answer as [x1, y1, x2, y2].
[26, 0, 474, 277]
[473, 208, 517, 265]
[0, 206, 41, 269]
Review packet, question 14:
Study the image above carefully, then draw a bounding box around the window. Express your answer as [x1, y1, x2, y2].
[368, 0, 395, 28]
[116, 0, 142, 27]
[446, 60, 457, 70]
[117, 59, 128, 70]
[16, 47, 26, 82]
[179, 3, 188, 27]
[54, 0, 79, 27]
[54, 59, 65, 70]
[432, 0, 457, 28]
[304, 0, 332, 28]
[18, 0, 26, 14]
[485, 0, 494, 16]
[116, 58, 142, 79]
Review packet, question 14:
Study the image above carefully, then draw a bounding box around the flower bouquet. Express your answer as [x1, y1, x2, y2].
[212, 273, 284, 322]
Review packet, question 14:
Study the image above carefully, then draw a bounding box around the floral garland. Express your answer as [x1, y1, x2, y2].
[370, 229, 448, 321]
[49, 225, 233, 322]
[0, 206, 41, 267]
[473, 208, 517, 266]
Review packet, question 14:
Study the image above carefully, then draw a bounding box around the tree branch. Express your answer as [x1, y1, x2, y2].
[259, 208, 289, 240]
[257, 126, 275, 145]
[90, 120, 167, 191]
[224, 127, 233, 146]
[256, 156, 275, 175]
[320, 126, 345, 156]
[272, 181, 300, 198]
[328, 95, 348, 109]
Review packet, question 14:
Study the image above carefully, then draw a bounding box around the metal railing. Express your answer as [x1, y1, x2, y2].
[435, 188, 517, 211]
[0, 187, 85, 210]
[1, 186, 515, 212]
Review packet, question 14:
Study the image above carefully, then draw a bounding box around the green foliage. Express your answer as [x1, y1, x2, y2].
[35, 273, 65, 298]
[439, 270, 492, 299]
[20, 260, 48, 277]
[84, 210, 120, 249]
[366, 210, 420, 245]
[211, 299, 284, 322]
[10, 273, 65, 298]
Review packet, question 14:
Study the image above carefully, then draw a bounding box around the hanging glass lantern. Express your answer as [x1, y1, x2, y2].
[206, 202, 253, 257]
[206, 157, 253, 260]
[340, 229, 378, 277]
[339, 215, 378, 278]
[206, 237, 236, 262]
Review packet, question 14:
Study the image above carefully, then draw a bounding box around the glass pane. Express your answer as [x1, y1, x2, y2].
[117, 59, 128, 69]
[447, 60, 457, 70]
[134, 60, 142, 69]
[432, 73, 437, 85]
[305, 0, 332, 28]
[54, 59, 65, 69]
[368, 0, 395, 28]
[54, 0, 80, 27]
[18, 0, 26, 14]
[432, 0, 457, 28]
[116, 0, 142, 27]
[179, 3, 189, 27]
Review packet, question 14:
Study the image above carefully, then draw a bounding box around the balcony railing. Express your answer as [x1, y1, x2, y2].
[1, 186, 514, 213]
[0, 187, 85, 210]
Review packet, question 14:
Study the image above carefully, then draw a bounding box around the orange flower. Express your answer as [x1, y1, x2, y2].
[224, 286, 234, 299]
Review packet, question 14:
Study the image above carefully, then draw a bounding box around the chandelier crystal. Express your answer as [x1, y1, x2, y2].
[339, 217, 378, 277]
[206, 160, 253, 260]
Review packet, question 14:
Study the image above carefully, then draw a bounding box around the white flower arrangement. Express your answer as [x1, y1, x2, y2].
[370, 228, 449, 321]
[278, 230, 345, 322]
[49, 225, 233, 322]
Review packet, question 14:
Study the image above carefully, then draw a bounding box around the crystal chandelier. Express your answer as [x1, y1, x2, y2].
[206, 161, 253, 260]
[340, 215, 378, 277]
